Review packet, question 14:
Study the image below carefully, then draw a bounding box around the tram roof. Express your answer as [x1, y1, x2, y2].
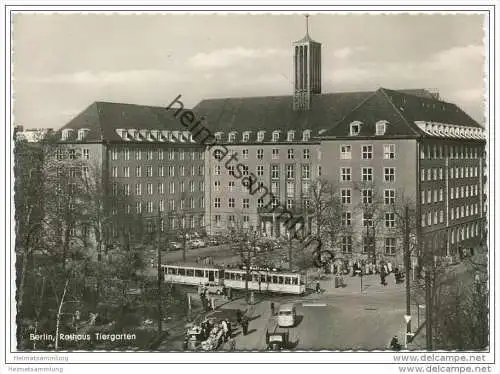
[163, 262, 305, 275]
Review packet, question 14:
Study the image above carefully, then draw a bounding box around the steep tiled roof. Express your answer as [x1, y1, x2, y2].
[192, 89, 434, 136]
[319, 88, 483, 139]
[57, 102, 189, 142]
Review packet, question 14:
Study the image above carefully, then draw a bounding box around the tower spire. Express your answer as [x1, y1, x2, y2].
[305, 14, 309, 36]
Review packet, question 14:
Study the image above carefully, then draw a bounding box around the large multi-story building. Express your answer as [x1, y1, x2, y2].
[49, 20, 486, 264]
[53, 102, 206, 241]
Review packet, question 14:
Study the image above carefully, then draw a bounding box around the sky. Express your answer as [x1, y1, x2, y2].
[12, 13, 486, 129]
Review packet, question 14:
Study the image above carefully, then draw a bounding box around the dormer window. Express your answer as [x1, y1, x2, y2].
[349, 121, 362, 136]
[146, 131, 155, 141]
[228, 132, 237, 143]
[375, 121, 388, 136]
[61, 129, 73, 141]
[272, 131, 280, 142]
[77, 128, 89, 141]
[128, 129, 137, 140]
[242, 131, 251, 142]
[302, 130, 311, 141]
[257, 131, 265, 142]
[287, 131, 295, 142]
[214, 132, 223, 142]
[171, 131, 180, 142]
[182, 131, 191, 142]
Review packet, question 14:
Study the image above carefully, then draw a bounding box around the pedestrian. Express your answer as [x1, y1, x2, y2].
[380, 266, 386, 286]
[221, 319, 229, 342]
[236, 309, 242, 325]
[390, 335, 402, 351]
[316, 281, 321, 294]
[226, 319, 232, 339]
[241, 315, 249, 336]
[270, 302, 275, 316]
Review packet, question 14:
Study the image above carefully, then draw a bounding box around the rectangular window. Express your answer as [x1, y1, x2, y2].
[158, 183, 164, 194]
[271, 181, 279, 194]
[272, 148, 279, 159]
[110, 149, 118, 160]
[257, 165, 264, 177]
[303, 149, 310, 159]
[341, 167, 351, 182]
[189, 180, 195, 193]
[169, 181, 175, 194]
[271, 164, 280, 179]
[146, 166, 153, 177]
[385, 212, 395, 228]
[287, 181, 295, 197]
[301, 164, 310, 180]
[82, 148, 90, 159]
[340, 145, 352, 160]
[362, 167, 373, 181]
[341, 212, 352, 226]
[191, 165, 196, 176]
[257, 149, 264, 159]
[242, 149, 249, 159]
[180, 181, 185, 193]
[214, 198, 220, 208]
[341, 189, 351, 204]
[179, 166, 185, 177]
[228, 198, 235, 208]
[363, 213, 373, 227]
[421, 169, 425, 181]
[288, 149, 294, 159]
[243, 198, 249, 209]
[286, 164, 295, 179]
[147, 183, 153, 195]
[302, 181, 310, 195]
[228, 181, 235, 192]
[168, 166, 175, 177]
[385, 238, 396, 255]
[136, 150, 141, 160]
[147, 201, 153, 213]
[135, 183, 142, 195]
[384, 167, 395, 182]
[383, 144, 395, 159]
[362, 145, 373, 159]
[179, 150, 185, 161]
[157, 166, 164, 177]
[214, 165, 221, 175]
[112, 166, 118, 178]
[147, 150, 153, 160]
[136, 202, 142, 213]
[123, 166, 130, 178]
[242, 165, 249, 176]
[169, 199, 175, 211]
[439, 168, 443, 180]
[362, 189, 373, 204]
[286, 199, 294, 209]
[124, 149, 130, 161]
[341, 236, 353, 254]
[158, 149, 163, 160]
[384, 189, 395, 204]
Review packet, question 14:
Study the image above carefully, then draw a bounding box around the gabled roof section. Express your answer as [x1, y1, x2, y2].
[318, 89, 419, 138]
[381, 88, 483, 129]
[57, 102, 191, 142]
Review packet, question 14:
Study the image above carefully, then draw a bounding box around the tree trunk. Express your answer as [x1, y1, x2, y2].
[16, 250, 28, 349]
[55, 279, 69, 351]
[182, 232, 187, 262]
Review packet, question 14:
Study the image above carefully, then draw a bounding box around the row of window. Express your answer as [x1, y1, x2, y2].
[341, 189, 396, 205]
[340, 235, 397, 255]
[340, 144, 395, 160]
[112, 181, 205, 196]
[421, 185, 480, 203]
[420, 143, 483, 160]
[114, 198, 205, 214]
[420, 166, 480, 182]
[56, 148, 90, 160]
[421, 203, 480, 227]
[111, 165, 204, 178]
[340, 167, 396, 182]
[214, 129, 311, 143]
[339, 211, 399, 229]
[348, 120, 388, 137]
[110, 148, 204, 161]
[214, 148, 312, 160]
[450, 222, 482, 244]
[213, 214, 250, 228]
[214, 164, 316, 180]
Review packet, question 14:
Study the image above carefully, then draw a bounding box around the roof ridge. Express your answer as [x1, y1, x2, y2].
[379, 88, 421, 136]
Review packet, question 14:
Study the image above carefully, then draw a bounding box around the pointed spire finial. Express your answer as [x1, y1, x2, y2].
[305, 14, 310, 35]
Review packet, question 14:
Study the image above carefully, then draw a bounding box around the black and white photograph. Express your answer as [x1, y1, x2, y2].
[4, 3, 497, 373]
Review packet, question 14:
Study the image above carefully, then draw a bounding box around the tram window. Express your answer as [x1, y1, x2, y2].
[195, 270, 203, 277]
[186, 269, 194, 277]
[278, 276, 284, 284]
[285, 277, 291, 285]
[272, 276, 278, 284]
[178, 268, 185, 275]
[253, 274, 259, 282]
[260, 275, 267, 283]
[292, 277, 298, 285]
[230, 273, 235, 280]
[236, 273, 242, 281]
[167, 267, 174, 274]
[300, 276, 305, 285]
[225, 273, 230, 280]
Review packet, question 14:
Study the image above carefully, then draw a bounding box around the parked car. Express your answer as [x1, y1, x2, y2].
[189, 239, 206, 248]
[207, 236, 220, 246]
[204, 282, 225, 295]
[168, 241, 183, 251]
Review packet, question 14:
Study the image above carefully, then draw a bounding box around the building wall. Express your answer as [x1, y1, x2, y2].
[320, 138, 418, 265]
[204, 142, 320, 235]
[419, 139, 486, 260]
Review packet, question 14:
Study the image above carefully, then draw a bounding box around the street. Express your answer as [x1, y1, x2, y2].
[215, 272, 417, 351]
